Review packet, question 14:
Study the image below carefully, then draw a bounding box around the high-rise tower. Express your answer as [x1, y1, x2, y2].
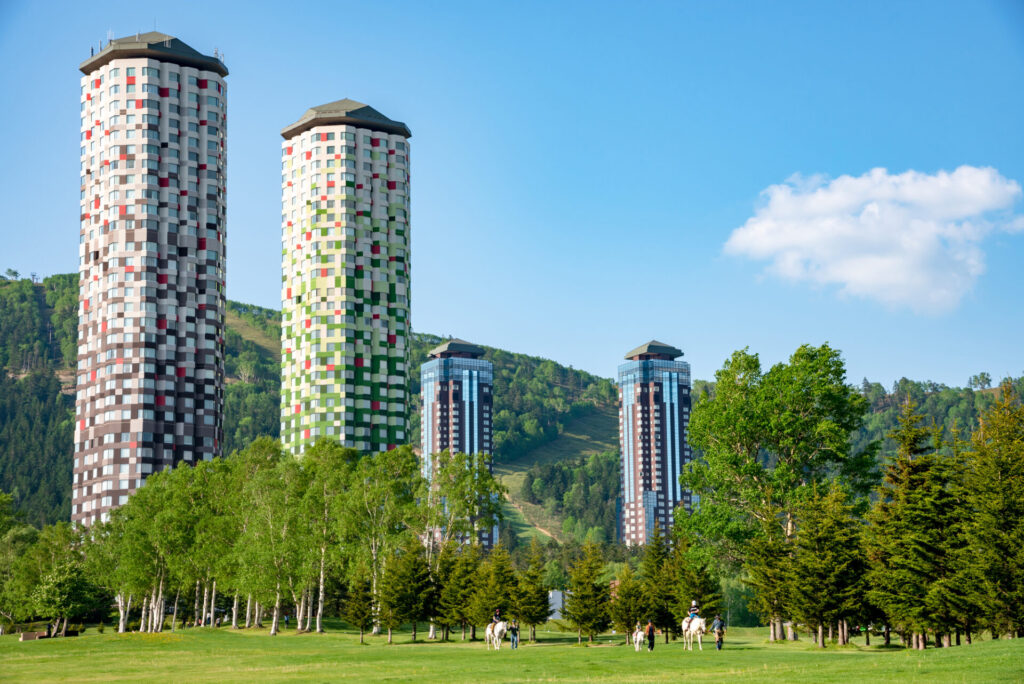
[420, 338, 496, 548]
[617, 341, 692, 545]
[73, 33, 228, 526]
[280, 100, 411, 454]
[420, 339, 494, 477]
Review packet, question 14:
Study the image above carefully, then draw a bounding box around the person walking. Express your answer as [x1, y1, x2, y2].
[711, 614, 726, 650]
[645, 620, 656, 652]
[509, 620, 520, 650]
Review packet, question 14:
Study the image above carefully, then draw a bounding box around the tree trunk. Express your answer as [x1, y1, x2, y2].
[60, 615, 68, 637]
[116, 593, 128, 633]
[817, 623, 824, 648]
[769, 621, 776, 642]
[942, 633, 951, 648]
[193, 580, 201, 627]
[965, 625, 972, 644]
[577, 628, 581, 645]
[865, 626, 870, 646]
[884, 625, 890, 646]
[955, 629, 960, 646]
[412, 621, 417, 642]
[210, 580, 217, 627]
[200, 583, 209, 627]
[154, 575, 165, 632]
[172, 589, 180, 632]
[245, 594, 252, 629]
[787, 622, 796, 641]
[428, 620, 436, 640]
[270, 587, 281, 636]
[256, 602, 263, 628]
[305, 589, 312, 632]
[296, 588, 305, 632]
[531, 624, 536, 642]
[359, 626, 364, 644]
[828, 622, 833, 642]
[317, 547, 326, 633]
[462, 621, 466, 641]
[140, 594, 149, 633]
[388, 627, 393, 644]
[471, 624, 476, 641]
[232, 593, 239, 629]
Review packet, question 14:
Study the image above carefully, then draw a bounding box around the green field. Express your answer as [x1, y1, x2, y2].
[2, 624, 1020, 682]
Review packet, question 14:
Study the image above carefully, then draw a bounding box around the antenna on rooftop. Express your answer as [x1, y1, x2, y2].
[107, 29, 113, 43]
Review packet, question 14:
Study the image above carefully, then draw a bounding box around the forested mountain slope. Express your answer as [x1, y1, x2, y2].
[0, 272, 1020, 537]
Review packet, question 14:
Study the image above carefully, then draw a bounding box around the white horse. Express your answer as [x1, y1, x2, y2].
[485, 620, 507, 650]
[682, 616, 706, 651]
[633, 628, 645, 652]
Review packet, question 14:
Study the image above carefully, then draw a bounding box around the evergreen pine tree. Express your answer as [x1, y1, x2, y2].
[640, 522, 675, 642]
[469, 544, 517, 629]
[609, 565, 645, 643]
[961, 385, 1024, 637]
[865, 401, 960, 649]
[341, 571, 374, 644]
[438, 544, 480, 640]
[517, 538, 552, 642]
[788, 483, 861, 647]
[563, 542, 611, 643]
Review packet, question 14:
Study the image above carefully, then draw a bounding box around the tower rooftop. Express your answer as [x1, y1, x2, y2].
[624, 340, 683, 360]
[428, 338, 485, 359]
[281, 98, 412, 139]
[79, 32, 227, 76]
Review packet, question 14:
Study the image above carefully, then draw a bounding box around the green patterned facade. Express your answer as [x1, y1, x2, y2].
[279, 100, 411, 455]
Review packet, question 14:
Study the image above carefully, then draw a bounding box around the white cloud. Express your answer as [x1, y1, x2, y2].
[724, 166, 1023, 313]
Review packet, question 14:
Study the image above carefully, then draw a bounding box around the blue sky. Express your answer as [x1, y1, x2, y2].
[2, 0, 1022, 387]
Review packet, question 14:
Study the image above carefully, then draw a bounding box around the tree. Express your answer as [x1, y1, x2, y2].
[338, 446, 420, 632]
[640, 523, 675, 642]
[668, 526, 721, 630]
[563, 542, 611, 643]
[470, 544, 518, 630]
[379, 536, 434, 642]
[865, 401, 959, 649]
[438, 544, 481, 640]
[341, 570, 374, 643]
[684, 345, 876, 635]
[609, 565, 644, 644]
[517, 538, 553, 641]
[787, 483, 863, 647]
[961, 384, 1024, 637]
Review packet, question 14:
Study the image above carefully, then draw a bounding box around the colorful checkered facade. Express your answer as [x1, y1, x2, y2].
[73, 33, 227, 526]
[279, 103, 410, 454]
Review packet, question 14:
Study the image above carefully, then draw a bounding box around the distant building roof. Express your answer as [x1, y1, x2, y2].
[428, 338, 485, 359]
[79, 32, 227, 77]
[281, 98, 412, 139]
[624, 340, 683, 360]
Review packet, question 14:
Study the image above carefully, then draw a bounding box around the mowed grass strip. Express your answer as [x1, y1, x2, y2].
[1, 625, 1021, 683]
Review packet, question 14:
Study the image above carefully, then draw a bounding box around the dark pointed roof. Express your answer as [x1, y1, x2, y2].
[281, 98, 412, 139]
[80, 32, 227, 76]
[428, 338, 485, 359]
[624, 340, 683, 360]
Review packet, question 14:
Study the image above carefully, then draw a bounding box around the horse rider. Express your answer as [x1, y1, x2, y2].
[683, 600, 701, 630]
[711, 614, 726, 650]
[492, 608, 502, 625]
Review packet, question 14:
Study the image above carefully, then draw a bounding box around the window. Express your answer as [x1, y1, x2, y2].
[169, 72, 180, 82]
[143, 67, 159, 77]
[109, 85, 120, 95]
[109, 68, 119, 78]
[126, 67, 135, 76]
[126, 84, 135, 93]
[188, 76, 198, 86]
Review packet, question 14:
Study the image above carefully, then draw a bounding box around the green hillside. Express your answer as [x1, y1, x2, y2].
[1, 272, 1021, 543]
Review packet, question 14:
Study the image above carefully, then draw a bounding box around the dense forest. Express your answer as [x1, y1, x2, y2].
[520, 451, 619, 544]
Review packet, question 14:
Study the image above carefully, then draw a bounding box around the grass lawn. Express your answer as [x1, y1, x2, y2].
[1, 623, 1021, 683]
